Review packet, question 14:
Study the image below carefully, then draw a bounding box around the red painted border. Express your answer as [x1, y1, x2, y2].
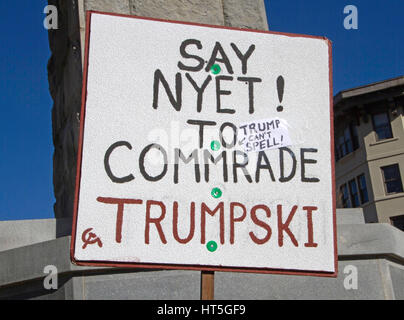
[328, 40, 338, 277]
[70, 11, 338, 278]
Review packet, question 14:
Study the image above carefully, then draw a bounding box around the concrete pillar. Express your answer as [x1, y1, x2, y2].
[47, 0, 83, 227]
[47, 0, 268, 226]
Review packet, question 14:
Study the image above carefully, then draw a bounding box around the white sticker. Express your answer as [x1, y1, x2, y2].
[238, 118, 292, 152]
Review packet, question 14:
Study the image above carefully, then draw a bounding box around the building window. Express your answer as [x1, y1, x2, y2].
[339, 174, 369, 209]
[390, 215, 404, 232]
[350, 123, 359, 150]
[336, 123, 359, 161]
[340, 184, 351, 208]
[381, 164, 403, 194]
[357, 174, 369, 204]
[372, 112, 393, 140]
[349, 179, 360, 207]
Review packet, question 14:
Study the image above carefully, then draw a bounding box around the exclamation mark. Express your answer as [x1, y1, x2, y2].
[277, 76, 285, 112]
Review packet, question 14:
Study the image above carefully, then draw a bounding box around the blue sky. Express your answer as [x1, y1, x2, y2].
[266, 0, 403, 94]
[0, 1, 54, 220]
[0, 1, 403, 221]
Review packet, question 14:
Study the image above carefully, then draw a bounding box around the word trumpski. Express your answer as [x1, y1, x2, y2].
[96, 197, 319, 248]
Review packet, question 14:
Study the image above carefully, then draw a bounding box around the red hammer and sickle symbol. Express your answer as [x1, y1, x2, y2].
[82, 228, 103, 249]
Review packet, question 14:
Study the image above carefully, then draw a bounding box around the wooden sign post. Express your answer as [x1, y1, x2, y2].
[201, 271, 215, 300]
[71, 11, 337, 283]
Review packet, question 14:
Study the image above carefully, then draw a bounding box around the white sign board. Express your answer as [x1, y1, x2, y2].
[71, 11, 337, 276]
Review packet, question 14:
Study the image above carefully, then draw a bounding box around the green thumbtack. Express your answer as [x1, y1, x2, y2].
[211, 64, 221, 75]
[210, 140, 221, 151]
[211, 187, 222, 198]
[206, 240, 218, 252]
